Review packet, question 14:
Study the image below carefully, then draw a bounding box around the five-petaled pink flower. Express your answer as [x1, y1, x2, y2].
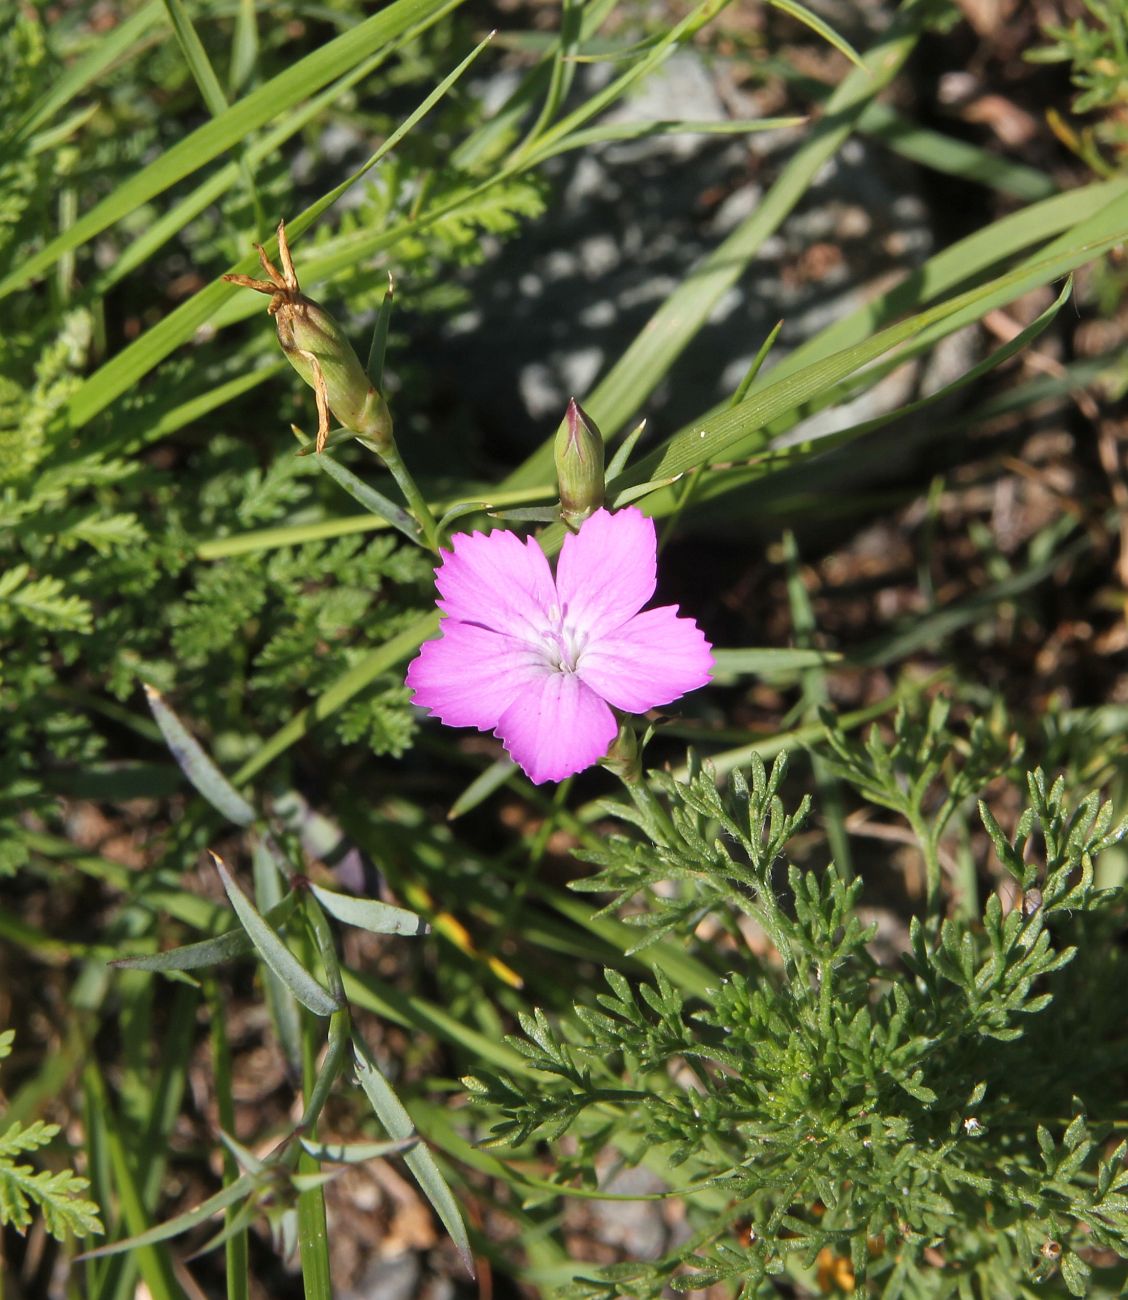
[405, 507, 713, 783]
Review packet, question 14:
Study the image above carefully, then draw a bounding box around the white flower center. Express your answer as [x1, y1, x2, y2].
[537, 603, 588, 674]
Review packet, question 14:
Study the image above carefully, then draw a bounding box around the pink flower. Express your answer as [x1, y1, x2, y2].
[405, 507, 713, 783]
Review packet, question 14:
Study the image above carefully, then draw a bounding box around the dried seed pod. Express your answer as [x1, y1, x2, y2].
[224, 220, 393, 454]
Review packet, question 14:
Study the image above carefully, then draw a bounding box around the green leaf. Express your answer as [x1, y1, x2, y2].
[231, 612, 440, 785]
[352, 1038, 473, 1276]
[144, 685, 256, 826]
[79, 1173, 256, 1259]
[308, 884, 429, 937]
[295, 430, 419, 545]
[212, 855, 340, 1017]
[161, 0, 230, 118]
[1060, 1249, 1091, 1297]
[111, 893, 300, 972]
[298, 1137, 418, 1163]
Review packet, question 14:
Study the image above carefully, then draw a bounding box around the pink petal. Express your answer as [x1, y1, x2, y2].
[555, 507, 656, 639]
[434, 528, 555, 639]
[406, 622, 546, 731]
[495, 672, 617, 784]
[577, 605, 713, 713]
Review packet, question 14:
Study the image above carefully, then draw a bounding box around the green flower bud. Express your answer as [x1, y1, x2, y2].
[554, 397, 605, 529]
[224, 221, 393, 454]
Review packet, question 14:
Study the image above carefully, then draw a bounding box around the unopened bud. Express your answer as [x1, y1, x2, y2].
[554, 398, 605, 528]
[224, 221, 393, 455]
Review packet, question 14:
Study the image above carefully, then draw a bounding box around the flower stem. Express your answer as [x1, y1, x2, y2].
[362, 436, 443, 554]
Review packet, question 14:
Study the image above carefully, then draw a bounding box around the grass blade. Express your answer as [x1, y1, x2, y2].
[448, 757, 520, 820]
[231, 612, 439, 785]
[161, 0, 229, 118]
[769, 0, 865, 69]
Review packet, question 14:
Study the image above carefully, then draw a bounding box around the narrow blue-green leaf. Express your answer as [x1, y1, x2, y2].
[250, 849, 302, 1065]
[859, 100, 1055, 202]
[0, 0, 464, 298]
[308, 884, 429, 937]
[438, 499, 496, 533]
[186, 1197, 260, 1265]
[610, 474, 685, 507]
[219, 1130, 267, 1177]
[731, 321, 784, 407]
[111, 893, 298, 972]
[291, 1171, 340, 1193]
[664, 275, 1071, 518]
[353, 1038, 474, 1278]
[299, 435, 420, 545]
[144, 684, 256, 825]
[299, 1136, 418, 1163]
[712, 648, 843, 675]
[448, 757, 519, 820]
[212, 855, 339, 1016]
[618, 209, 1128, 491]
[765, 179, 1126, 389]
[79, 1173, 256, 1259]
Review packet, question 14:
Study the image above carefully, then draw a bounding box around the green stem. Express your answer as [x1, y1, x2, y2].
[364, 437, 443, 553]
[298, 894, 351, 1133]
[300, 1008, 351, 1133]
[207, 980, 250, 1300]
[295, 913, 339, 1300]
[911, 812, 944, 917]
[298, 1014, 333, 1300]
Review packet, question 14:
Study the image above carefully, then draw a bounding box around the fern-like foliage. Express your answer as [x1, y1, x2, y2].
[0, 1031, 103, 1241]
[466, 752, 1128, 1298]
